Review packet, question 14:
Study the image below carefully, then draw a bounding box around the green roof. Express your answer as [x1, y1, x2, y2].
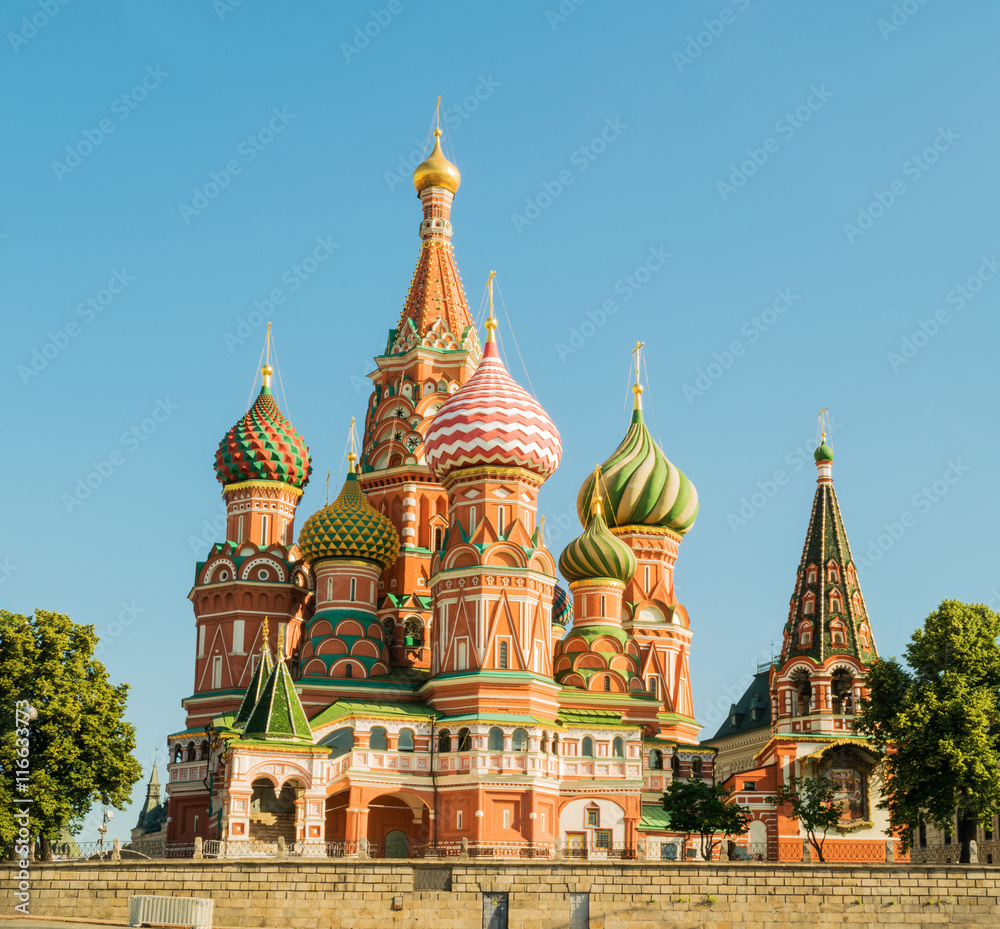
[557, 707, 635, 729]
[703, 671, 772, 743]
[233, 645, 274, 730]
[638, 803, 673, 831]
[309, 699, 438, 729]
[242, 651, 313, 742]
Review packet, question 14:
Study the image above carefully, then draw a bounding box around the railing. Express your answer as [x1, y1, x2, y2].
[564, 842, 636, 861]
[727, 842, 768, 862]
[165, 842, 196, 858]
[820, 840, 886, 862]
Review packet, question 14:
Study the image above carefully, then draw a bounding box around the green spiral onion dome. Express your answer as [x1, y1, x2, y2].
[215, 374, 312, 489]
[552, 584, 573, 626]
[814, 439, 834, 462]
[577, 407, 698, 535]
[559, 497, 638, 584]
[298, 466, 400, 570]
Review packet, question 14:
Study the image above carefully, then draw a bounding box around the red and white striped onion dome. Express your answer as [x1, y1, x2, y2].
[424, 338, 562, 481]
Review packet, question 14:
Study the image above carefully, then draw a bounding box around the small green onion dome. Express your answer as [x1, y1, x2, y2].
[215, 372, 312, 489]
[577, 407, 698, 534]
[814, 440, 834, 462]
[552, 584, 573, 626]
[297, 464, 400, 570]
[559, 493, 638, 585]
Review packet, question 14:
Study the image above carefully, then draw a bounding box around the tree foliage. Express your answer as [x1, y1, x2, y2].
[769, 775, 843, 862]
[0, 610, 142, 858]
[856, 600, 1000, 863]
[661, 778, 751, 859]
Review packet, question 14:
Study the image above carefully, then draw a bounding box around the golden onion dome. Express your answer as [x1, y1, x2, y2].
[413, 129, 461, 195]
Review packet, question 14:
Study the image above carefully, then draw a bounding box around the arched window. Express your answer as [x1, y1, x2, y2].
[827, 561, 840, 583]
[831, 620, 846, 645]
[582, 736, 594, 757]
[829, 590, 842, 613]
[540, 732, 549, 753]
[382, 618, 395, 648]
[692, 757, 703, 778]
[512, 728, 528, 751]
[488, 727, 504, 751]
[806, 564, 818, 585]
[344, 663, 353, 679]
[457, 728, 472, 751]
[438, 729, 451, 754]
[612, 737, 624, 758]
[798, 620, 813, 647]
[434, 528, 443, 551]
[404, 618, 423, 647]
[647, 677, 658, 698]
[649, 749, 663, 770]
[803, 593, 815, 616]
[670, 754, 680, 775]
[369, 726, 388, 750]
[498, 641, 508, 669]
[398, 728, 414, 752]
[603, 675, 611, 692]
[350, 577, 356, 602]
[552, 734, 560, 755]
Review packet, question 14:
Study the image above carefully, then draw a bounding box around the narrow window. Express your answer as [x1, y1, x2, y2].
[456, 810, 463, 829]
[647, 677, 657, 698]
[198, 625, 206, 658]
[498, 641, 508, 669]
[644, 565, 651, 591]
[232, 619, 244, 655]
[488, 727, 504, 751]
[649, 749, 663, 770]
[692, 757, 703, 778]
[283, 519, 289, 544]
[457, 640, 468, 670]
[211, 656, 222, 689]
[260, 515, 268, 545]
[497, 506, 505, 535]
[327, 578, 333, 601]
[398, 728, 414, 752]
[600, 594, 606, 616]
[193, 815, 199, 834]
[534, 643, 541, 672]
[438, 729, 451, 754]
[344, 663, 353, 679]
[434, 528, 443, 551]
[503, 810, 510, 829]
[238, 515, 244, 540]
[469, 506, 476, 533]
[458, 728, 472, 751]
[540, 812, 546, 833]
[603, 675, 611, 692]
[350, 577, 356, 602]
[586, 805, 600, 827]
[612, 737, 624, 757]
[582, 737, 594, 757]
[370, 581, 375, 604]
[512, 728, 528, 751]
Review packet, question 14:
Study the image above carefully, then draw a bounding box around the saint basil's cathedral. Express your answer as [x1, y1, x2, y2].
[156, 119, 894, 861]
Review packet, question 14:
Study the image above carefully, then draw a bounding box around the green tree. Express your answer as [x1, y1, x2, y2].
[0, 610, 142, 860]
[661, 778, 751, 859]
[856, 600, 1000, 864]
[769, 775, 843, 862]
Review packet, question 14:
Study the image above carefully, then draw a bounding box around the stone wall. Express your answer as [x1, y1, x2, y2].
[3, 859, 999, 928]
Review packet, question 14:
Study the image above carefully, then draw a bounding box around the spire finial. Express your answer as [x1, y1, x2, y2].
[435, 95, 442, 133]
[485, 270, 497, 341]
[348, 416, 357, 472]
[325, 470, 330, 504]
[261, 322, 273, 387]
[818, 407, 829, 443]
[261, 617, 269, 651]
[590, 465, 605, 517]
[277, 624, 285, 659]
[631, 340, 645, 409]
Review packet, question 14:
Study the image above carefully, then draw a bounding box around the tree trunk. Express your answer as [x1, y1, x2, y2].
[959, 809, 976, 864]
[39, 836, 52, 862]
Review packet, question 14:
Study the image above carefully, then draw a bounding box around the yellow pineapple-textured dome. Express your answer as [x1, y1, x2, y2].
[413, 129, 461, 194]
[298, 468, 400, 570]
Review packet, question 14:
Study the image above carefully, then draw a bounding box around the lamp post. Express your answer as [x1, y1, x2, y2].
[98, 808, 115, 855]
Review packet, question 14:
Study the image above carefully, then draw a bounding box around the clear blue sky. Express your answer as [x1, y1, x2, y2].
[3, 1, 999, 841]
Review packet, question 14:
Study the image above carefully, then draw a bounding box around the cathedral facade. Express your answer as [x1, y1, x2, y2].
[163, 124, 711, 858]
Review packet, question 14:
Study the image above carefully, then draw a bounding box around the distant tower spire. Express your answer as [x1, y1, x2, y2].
[814, 408, 834, 484]
[485, 270, 497, 343]
[262, 322, 273, 388]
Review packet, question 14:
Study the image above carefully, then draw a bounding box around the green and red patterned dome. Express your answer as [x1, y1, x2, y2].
[560, 490, 638, 585]
[298, 460, 400, 570]
[552, 584, 573, 627]
[577, 391, 698, 536]
[215, 366, 312, 490]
